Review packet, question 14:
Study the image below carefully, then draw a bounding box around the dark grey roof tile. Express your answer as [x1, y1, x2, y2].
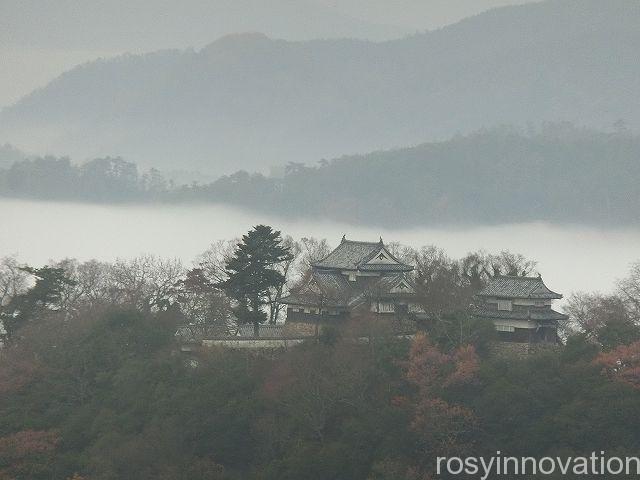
[477, 275, 562, 299]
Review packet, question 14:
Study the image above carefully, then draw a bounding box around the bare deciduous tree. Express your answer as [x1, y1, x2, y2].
[266, 236, 300, 323]
[111, 255, 184, 312]
[292, 237, 332, 280]
[0, 256, 29, 307]
[617, 261, 640, 323]
[197, 239, 238, 284]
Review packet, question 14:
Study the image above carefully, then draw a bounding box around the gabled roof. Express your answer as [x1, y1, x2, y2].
[477, 275, 563, 300]
[280, 271, 415, 308]
[313, 237, 413, 272]
[280, 270, 355, 307]
[472, 306, 568, 322]
[347, 273, 416, 307]
[370, 274, 415, 295]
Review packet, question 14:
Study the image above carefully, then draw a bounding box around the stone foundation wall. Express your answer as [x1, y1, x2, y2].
[489, 341, 561, 359]
[283, 322, 317, 337]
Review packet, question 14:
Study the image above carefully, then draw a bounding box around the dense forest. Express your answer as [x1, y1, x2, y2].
[196, 125, 640, 226]
[1, 227, 640, 479]
[2, 125, 639, 226]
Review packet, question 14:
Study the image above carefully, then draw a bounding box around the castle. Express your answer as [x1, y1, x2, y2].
[177, 236, 567, 351]
[472, 275, 566, 344]
[280, 236, 426, 332]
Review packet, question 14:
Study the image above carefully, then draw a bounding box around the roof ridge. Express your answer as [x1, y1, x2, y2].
[357, 243, 411, 268]
[495, 275, 542, 280]
[342, 239, 382, 246]
[313, 238, 380, 266]
[478, 274, 562, 299]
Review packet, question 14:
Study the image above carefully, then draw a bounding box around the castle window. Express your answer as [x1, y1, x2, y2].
[379, 302, 395, 313]
[497, 300, 513, 311]
[378, 253, 386, 260]
[408, 303, 422, 313]
[496, 324, 515, 332]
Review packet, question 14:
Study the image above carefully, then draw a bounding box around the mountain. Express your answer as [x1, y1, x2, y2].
[1, 0, 639, 173]
[3, 125, 636, 227]
[183, 125, 640, 227]
[0, 0, 406, 52]
[0, 0, 528, 107]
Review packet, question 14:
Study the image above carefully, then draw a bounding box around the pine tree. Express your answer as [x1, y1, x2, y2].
[2, 266, 75, 339]
[219, 225, 292, 336]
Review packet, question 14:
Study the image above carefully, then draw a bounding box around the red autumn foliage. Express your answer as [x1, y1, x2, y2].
[0, 430, 60, 479]
[595, 340, 640, 389]
[406, 332, 479, 394]
[447, 344, 480, 387]
[403, 332, 480, 472]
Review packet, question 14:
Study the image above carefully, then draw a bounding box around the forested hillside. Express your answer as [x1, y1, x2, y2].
[1, 244, 640, 479]
[195, 125, 640, 226]
[2, 126, 638, 226]
[1, 0, 638, 172]
[0, 144, 26, 169]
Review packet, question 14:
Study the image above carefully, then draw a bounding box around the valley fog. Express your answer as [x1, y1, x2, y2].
[1, 198, 638, 299]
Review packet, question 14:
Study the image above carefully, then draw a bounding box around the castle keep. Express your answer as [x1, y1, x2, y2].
[280, 236, 425, 328]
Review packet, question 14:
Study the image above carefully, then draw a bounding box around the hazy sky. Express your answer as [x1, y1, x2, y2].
[0, 0, 535, 108]
[1, 198, 635, 298]
[314, 0, 535, 30]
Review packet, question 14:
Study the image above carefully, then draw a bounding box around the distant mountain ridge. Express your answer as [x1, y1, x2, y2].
[1, 0, 638, 173]
[187, 124, 640, 226]
[2, 125, 638, 227]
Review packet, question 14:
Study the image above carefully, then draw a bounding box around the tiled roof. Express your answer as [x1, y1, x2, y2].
[236, 324, 286, 338]
[371, 274, 414, 295]
[280, 270, 354, 307]
[477, 276, 562, 299]
[347, 274, 415, 307]
[281, 271, 414, 308]
[176, 323, 289, 340]
[359, 263, 413, 272]
[313, 238, 412, 272]
[472, 306, 568, 322]
[175, 322, 233, 341]
[314, 239, 380, 269]
[313, 271, 355, 303]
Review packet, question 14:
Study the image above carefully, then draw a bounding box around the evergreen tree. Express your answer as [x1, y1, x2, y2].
[219, 225, 292, 336]
[2, 266, 75, 339]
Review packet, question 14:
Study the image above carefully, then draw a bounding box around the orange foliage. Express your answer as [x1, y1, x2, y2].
[595, 340, 640, 389]
[406, 332, 479, 393]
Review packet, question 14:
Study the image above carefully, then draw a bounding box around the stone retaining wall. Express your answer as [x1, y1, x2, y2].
[489, 341, 561, 358]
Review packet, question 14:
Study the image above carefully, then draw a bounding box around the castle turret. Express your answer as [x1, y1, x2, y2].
[472, 275, 567, 344]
